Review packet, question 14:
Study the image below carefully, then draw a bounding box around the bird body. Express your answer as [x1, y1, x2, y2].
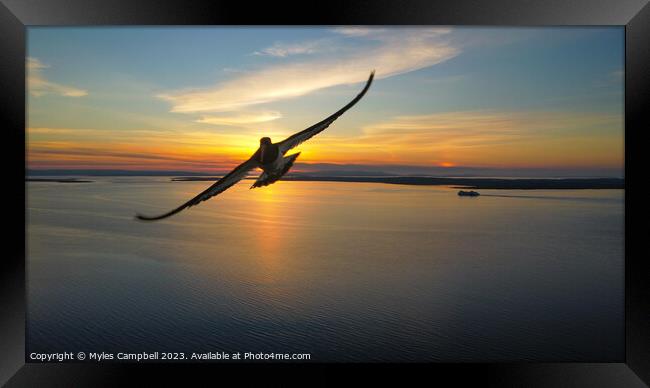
[252, 152, 301, 189]
[258, 137, 279, 165]
[136, 70, 375, 221]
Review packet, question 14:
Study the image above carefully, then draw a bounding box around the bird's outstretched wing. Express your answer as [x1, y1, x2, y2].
[135, 157, 259, 221]
[277, 70, 375, 155]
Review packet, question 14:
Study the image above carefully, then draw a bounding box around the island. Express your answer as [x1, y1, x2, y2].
[26, 178, 93, 183]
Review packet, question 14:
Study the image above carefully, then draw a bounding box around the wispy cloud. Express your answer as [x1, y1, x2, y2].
[158, 28, 460, 113]
[253, 39, 329, 57]
[27, 127, 260, 172]
[332, 27, 386, 37]
[592, 68, 624, 89]
[27, 57, 88, 97]
[195, 111, 282, 126]
[27, 108, 623, 172]
[290, 110, 624, 167]
[358, 110, 619, 146]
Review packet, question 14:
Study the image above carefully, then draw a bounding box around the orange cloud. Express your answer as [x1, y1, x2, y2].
[27, 109, 623, 172]
[276, 110, 624, 168]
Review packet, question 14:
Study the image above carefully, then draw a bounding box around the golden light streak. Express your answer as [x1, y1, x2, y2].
[27, 109, 624, 172]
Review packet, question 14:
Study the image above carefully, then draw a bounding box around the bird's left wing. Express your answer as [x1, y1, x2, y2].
[277, 70, 374, 155]
[135, 157, 259, 221]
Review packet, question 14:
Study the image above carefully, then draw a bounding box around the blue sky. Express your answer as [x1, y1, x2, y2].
[27, 27, 624, 175]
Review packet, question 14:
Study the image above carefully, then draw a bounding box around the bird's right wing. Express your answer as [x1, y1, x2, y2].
[135, 157, 259, 221]
[277, 71, 374, 155]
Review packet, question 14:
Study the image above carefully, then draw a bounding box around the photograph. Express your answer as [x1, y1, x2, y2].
[26, 26, 625, 363]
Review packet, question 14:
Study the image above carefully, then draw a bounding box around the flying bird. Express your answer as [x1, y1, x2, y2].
[136, 70, 375, 221]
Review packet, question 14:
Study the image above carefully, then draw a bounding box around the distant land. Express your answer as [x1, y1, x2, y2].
[27, 169, 209, 177]
[173, 176, 624, 190]
[27, 163, 624, 179]
[288, 163, 624, 178]
[26, 178, 92, 183]
[27, 166, 624, 189]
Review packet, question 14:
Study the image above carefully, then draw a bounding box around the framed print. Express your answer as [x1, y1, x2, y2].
[1, 0, 648, 386]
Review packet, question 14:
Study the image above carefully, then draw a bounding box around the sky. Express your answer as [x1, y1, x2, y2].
[26, 27, 624, 176]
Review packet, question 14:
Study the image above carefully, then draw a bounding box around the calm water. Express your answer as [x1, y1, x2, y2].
[27, 177, 624, 361]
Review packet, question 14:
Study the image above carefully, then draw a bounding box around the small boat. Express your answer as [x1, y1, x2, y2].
[458, 190, 480, 197]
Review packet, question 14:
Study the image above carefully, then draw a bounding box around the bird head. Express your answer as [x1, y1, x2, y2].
[260, 137, 272, 146]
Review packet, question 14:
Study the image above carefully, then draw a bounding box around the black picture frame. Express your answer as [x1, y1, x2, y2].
[1, 0, 648, 386]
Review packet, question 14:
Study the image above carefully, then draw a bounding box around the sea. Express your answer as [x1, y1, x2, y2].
[26, 177, 624, 362]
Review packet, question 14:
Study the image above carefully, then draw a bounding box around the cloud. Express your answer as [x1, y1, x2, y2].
[332, 27, 386, 37]
[27, 57, 88, 97]
[158, 28, 460, 113]
[288, 110, 624, 168]
[592, 68, 624, 89]
[609, 69, 624, 84]
[27, 57, 49, 70]
[27, 127, 261, 172]
[27, 108, 623, 172]
[195, 111, 282, 126]
[358, 110, 622, 147]
[254, 40, 329, 57]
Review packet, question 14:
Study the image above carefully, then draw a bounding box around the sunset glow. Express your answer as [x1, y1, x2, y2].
[27, 27, 624, 176]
